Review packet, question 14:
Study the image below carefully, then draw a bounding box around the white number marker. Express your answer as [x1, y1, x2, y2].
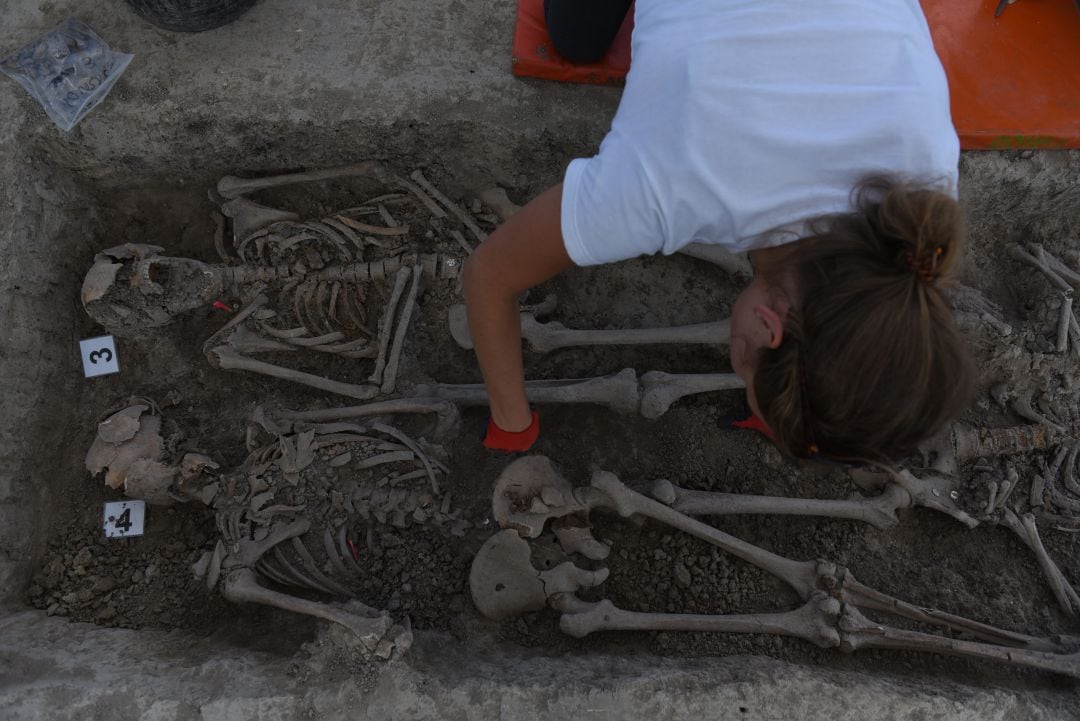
[103, 500, 145, 538]
[80, 335, 120, 377]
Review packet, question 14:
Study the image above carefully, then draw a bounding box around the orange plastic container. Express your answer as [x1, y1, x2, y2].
[511, 0, 1080, 149]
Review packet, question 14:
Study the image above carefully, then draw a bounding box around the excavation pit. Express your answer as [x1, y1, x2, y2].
[2, 2, 1080, 719]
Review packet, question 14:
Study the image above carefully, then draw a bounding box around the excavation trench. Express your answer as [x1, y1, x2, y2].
[2, 2, 1080, 719]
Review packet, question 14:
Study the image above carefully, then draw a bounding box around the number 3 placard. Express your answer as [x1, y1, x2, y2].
[103, 500, 145, 538]
[80, 335, 120, 377]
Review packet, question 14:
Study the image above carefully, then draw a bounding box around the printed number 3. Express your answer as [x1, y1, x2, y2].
[89, 348, 113, 365]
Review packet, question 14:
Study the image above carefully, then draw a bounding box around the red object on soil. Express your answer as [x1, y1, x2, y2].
[510, 0, 1080, 148]
[212, 300, 233, 312]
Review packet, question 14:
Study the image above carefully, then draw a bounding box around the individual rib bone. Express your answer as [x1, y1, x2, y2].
[272, 398, 461, 441]
[381, 265, 422, 394]
[409, 170, 486, 244]
[217, 162, 387, 199]
[996, 509, 1080, 616]
[448, 308, 731, 354]
[469, 529, 609, 620]
[1011, 395, 1067, 435]
[369, 267, 411, 386]
[1008, 243, 1073, 293]
[639, 371, 745, 419]
[650, 479, 911, 531]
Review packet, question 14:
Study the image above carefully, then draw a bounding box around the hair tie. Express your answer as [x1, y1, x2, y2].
[905, 245, 945, 284]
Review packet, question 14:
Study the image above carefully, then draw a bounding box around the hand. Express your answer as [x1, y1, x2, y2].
[483, 411, 540, 453]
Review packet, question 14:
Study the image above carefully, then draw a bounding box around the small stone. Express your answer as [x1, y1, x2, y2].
[674, 562, 692, 588]
[92, 577, 117, 593]
[96, 605, 117, 621]
[73, 547, 93, 567]
[46, 603, 60, 616]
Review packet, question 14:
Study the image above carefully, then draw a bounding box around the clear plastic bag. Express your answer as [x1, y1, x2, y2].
[1, 18, 133, 132]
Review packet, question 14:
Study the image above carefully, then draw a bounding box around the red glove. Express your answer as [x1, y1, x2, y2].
[483, 411, 540, 452]
[729, 412, 777, 443]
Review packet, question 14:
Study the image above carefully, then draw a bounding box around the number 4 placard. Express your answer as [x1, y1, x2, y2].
[103, 500, 145, 538]
[80, 335, 120, 377]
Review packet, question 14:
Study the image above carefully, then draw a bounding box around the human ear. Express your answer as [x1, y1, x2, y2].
[752, 304, 785, 349]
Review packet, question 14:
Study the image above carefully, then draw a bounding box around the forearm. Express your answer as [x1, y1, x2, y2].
[463, 259, 532, 431]
[462, 183, 572, 434]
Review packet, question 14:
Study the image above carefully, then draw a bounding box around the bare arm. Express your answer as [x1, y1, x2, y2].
[462, 184, 574, 431]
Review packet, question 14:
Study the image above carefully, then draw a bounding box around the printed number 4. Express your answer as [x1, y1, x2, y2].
[113, 508, 132, 532]
[89, 348, 113, 365]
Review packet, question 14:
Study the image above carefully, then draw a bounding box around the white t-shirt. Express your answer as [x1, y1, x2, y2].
[560, 0, 959, 267]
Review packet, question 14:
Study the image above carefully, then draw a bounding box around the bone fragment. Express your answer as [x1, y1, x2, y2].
[86, 409, 165, 490]
[676, 243, 753, 279]
[410, 170, 487, 243]
[221, 197, 299, 246]
[122, 459, 178, 506]
[449, 230, 473, 256]
[413, 368, 642, 416]
[651, 479, 910, 531]
[551, 521, 610, 560]
[335, 215, 410, 236]
[1030, 474, 1046, 508]
[1008, 244, 1073, 293]
[217, 162, 386, 199]
[81, 260, 122, 305]
[985, 481, 999, 514]
[639, 371, 745, 419]
[475, 187, 520, 222]
[211, 346, 380, 401]
[951, 422, 1050, 460]
[1011, 395, 1066, 435]
[224, 567, 404, 655]
[206, 540, 224, 590]
[998, 509, 1080, 616]
[381, 265, 422, 394]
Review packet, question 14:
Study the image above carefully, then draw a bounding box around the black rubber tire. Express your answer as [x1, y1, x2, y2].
[124, 0, 259, 33]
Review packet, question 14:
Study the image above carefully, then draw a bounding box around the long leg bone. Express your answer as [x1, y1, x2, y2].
[498, 457, 1058, 650]
[639, 371, 745, 419]
[650, 479, 911, 531]
[413, 369, 643, 416]
[217, 162, 387, 199]
[552, 592, 842, 649]
[447, 306, 731, 354]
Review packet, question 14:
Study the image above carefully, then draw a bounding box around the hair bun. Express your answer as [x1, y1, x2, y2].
[856, 177, 965, 287]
